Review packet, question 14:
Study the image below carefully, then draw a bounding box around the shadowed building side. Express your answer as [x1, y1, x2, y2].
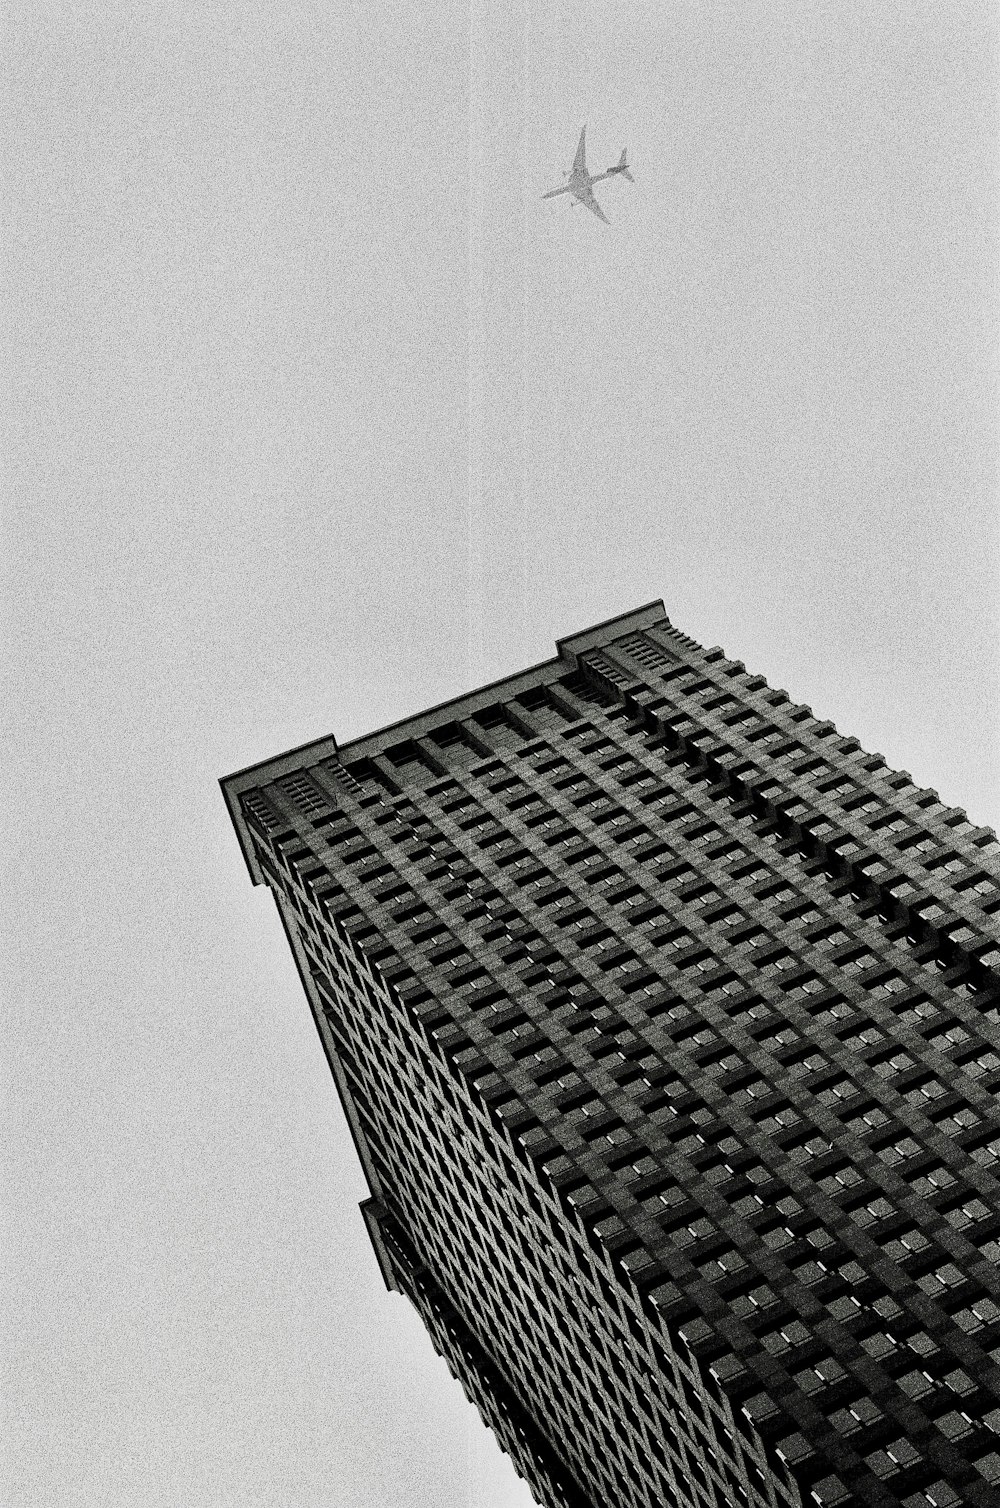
[221, 601, 1000, 1508]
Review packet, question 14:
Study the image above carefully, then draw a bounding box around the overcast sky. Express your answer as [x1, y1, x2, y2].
[5, 3, 998, 1506]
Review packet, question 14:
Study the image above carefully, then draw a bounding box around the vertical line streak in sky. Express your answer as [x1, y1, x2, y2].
[468, 0, 527, 689]
[516, 0, 531, 652]
[467, 0, 487, 690]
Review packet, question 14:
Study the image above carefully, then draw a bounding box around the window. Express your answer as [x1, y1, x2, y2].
[762, 1320, 810, 1354]
[971, 1136, 1000, 1166]
[789, 1135, 832, 1163]
[795, 1357, 846, 1393]
[277, 770, 328, 815]
[851, 1197, 894, 1228]
[963, 1049, 1000, 1080]
[819, 1165, 863, 1193]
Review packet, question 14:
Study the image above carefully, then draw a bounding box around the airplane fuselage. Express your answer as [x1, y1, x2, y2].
[542, 128, 632, 223]
[564, 163, 623, 204]
[567, 167, 590, 202]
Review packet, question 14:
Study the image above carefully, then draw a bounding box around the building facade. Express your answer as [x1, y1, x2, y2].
[221, 602, 1000, 1508]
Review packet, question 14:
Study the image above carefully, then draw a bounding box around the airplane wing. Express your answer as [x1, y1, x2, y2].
[573, 125, 587, 174]
[579, 185, 610, 224]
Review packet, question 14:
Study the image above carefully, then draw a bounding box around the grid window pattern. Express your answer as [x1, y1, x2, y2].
[223, 603, 1000, 1508]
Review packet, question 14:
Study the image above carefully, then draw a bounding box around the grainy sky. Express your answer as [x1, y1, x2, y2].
[5, 3, 997, 1506]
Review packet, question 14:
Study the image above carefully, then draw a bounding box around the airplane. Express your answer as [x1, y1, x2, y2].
[542, 125, 633, 224]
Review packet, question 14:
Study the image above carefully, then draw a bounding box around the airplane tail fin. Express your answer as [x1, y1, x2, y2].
[618, 149, 634, 183]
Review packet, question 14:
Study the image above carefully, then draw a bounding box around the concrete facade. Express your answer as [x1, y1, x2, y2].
[221, 602, 1000, 1508]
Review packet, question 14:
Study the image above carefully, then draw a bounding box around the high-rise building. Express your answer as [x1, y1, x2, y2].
[221, 601, 1000, 1508]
